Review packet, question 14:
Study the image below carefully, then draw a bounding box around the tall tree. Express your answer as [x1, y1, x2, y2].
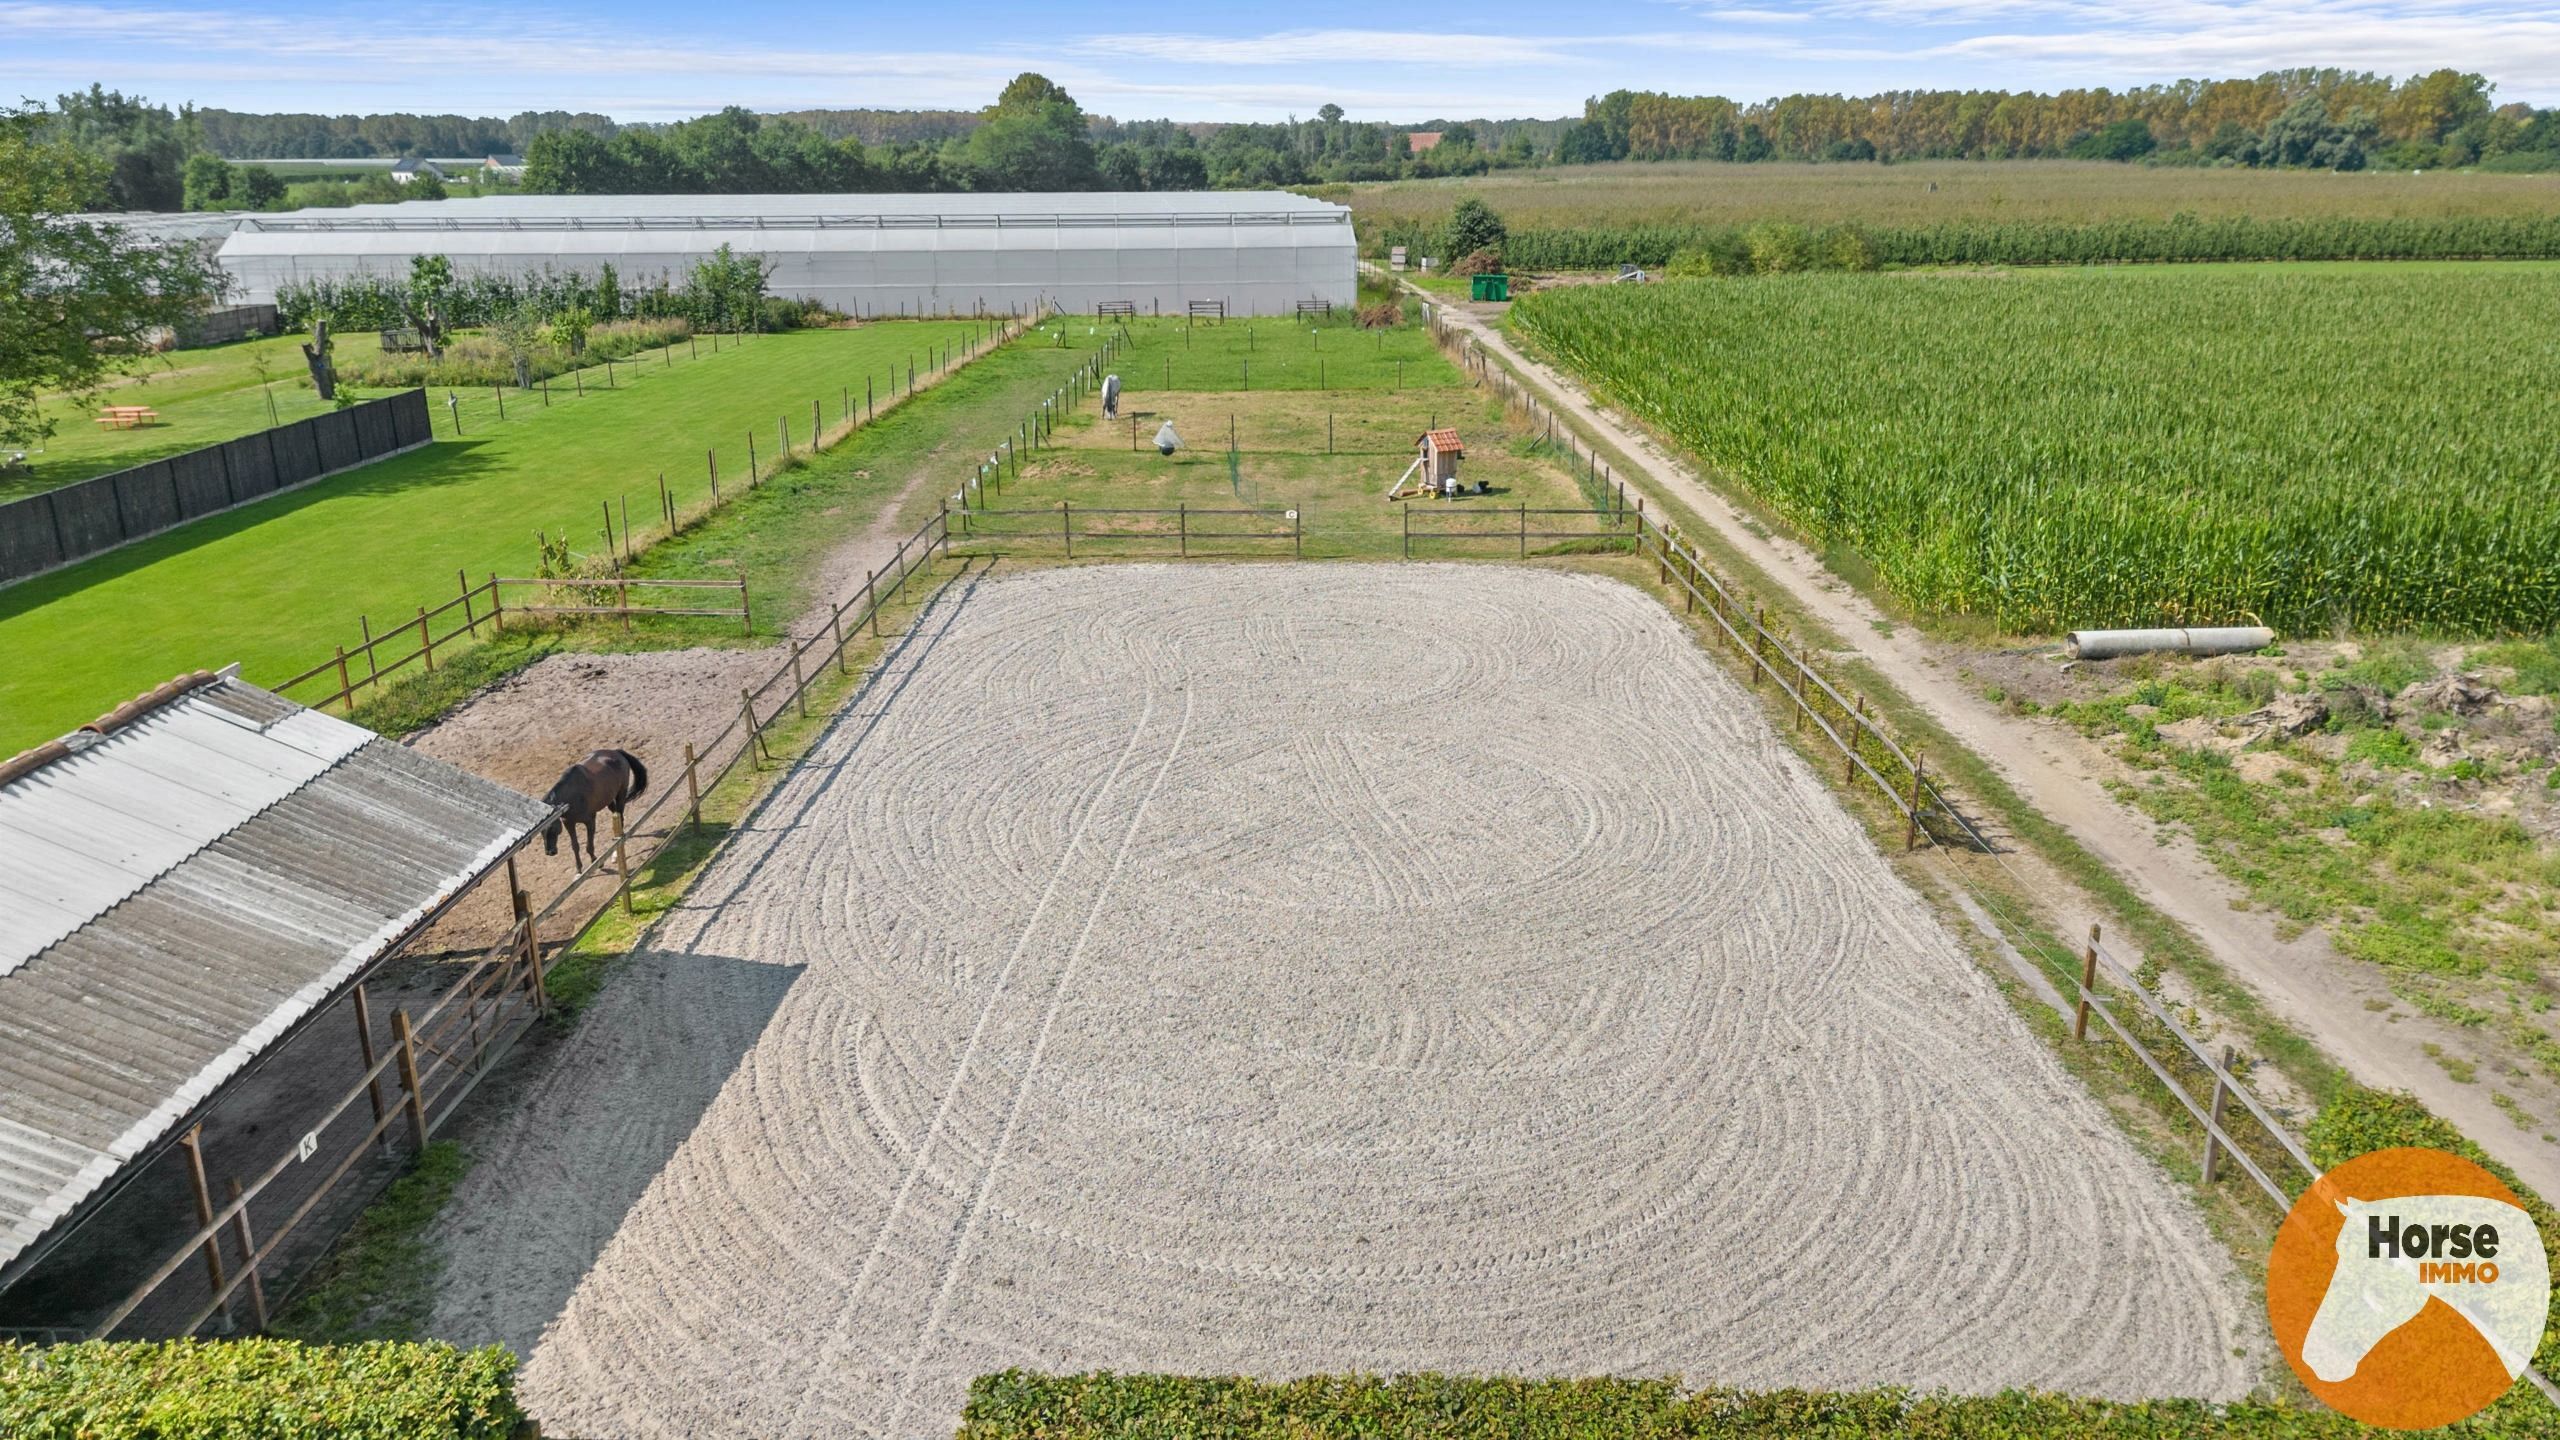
[965, 72, 1098, 190]
[0, 104, 224, 453]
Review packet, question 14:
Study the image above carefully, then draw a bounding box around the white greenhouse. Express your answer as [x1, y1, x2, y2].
[214, 192, 1357, 318]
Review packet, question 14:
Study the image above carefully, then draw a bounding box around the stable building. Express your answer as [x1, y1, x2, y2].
[0, 669, 548, 1337]
[213, 191, 1357, 318]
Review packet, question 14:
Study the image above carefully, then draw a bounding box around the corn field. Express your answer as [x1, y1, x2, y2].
[1514, 268, 2560, 635]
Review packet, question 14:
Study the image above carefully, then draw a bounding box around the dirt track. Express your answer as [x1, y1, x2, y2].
[425, 564, 2254, 1438]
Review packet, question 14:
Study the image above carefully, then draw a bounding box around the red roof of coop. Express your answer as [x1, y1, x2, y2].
[1420, 428, 1464, 455]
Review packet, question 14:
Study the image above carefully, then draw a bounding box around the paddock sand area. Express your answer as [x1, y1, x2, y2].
[425, 563, 2255, 1438]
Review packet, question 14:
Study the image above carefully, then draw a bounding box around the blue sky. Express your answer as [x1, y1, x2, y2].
[6, 0, 2557, 122]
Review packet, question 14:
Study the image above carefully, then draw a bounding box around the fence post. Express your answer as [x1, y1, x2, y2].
[1749, 606, 1766, 687]
[391, 1009, 428, 1148]
[1063, 499, 1073, 560]
[1518, 504, 1528, 559]
[682, 743, 703, 835]
[2074, 924, 2101, 1041]
[351, 983, 385, 1130]
[333, 646, 353, 712]
[739, 577, 753, 637]
[2197, 1044, 2239, 1183]
[1402, 504, 1411, 559]
[789, 644, 809, 719]
[1295, 506, 1303, 561]
[1179, 503, 1187, 559]
[865, 570, 881, 637]
[708, 449, 720, 501]
[1847, 696, 1866, 786]
[741, 688, 767, 765]
[508, 859, 547, 1013]
[417, 607, 434, 672]
[1904, 754, 1926, 851]
[459, 570, 478, 637]
[610, 810, 634, 916]
[226, 1176, 268, 1332]
[178, 1125, 231, 1331]
[829, 608, 849, 674]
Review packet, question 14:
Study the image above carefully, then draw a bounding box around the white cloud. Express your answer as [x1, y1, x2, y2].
[6, 0, 2557, 120]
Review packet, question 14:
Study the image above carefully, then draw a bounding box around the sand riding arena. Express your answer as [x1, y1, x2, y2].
[426, 562, 2255, 1439]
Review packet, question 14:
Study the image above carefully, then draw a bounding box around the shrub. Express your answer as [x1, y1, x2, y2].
[0, 1340, 523, 1440]
[339, 318, 690, 389]
[960, 1371, 2553, 1437]
[1443, 197, 1507, 263]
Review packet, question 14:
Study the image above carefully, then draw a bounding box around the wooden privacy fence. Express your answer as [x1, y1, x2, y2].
[88, 507, 961, 1343]
[0, 391, 432, 585]
[272, 573, 751, 717]
[952, 503, 1302, 559]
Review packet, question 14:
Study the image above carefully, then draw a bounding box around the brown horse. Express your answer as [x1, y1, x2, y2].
[542, 748, 649, 868]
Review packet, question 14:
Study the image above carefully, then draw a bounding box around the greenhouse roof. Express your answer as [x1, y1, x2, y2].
[235, 191, 1348, 232]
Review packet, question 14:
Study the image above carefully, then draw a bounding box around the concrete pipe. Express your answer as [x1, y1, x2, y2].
[2064, 626, 2275, 661]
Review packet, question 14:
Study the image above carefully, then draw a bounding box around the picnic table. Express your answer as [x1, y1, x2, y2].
[95, 405, 160, 429]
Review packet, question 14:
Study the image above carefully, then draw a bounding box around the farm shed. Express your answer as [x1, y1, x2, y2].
[0, 668, 549, 1312]
[214, 191, 1357, 317]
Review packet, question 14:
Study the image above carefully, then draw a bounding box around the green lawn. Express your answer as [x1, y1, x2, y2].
[0, 321, 984, 752]
[3, 332, 379, 500]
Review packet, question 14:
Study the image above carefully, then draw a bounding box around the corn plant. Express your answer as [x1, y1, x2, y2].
[1514, 268, 2560, 636]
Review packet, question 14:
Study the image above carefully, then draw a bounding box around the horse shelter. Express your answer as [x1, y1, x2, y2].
[0, 668, 552, 1339]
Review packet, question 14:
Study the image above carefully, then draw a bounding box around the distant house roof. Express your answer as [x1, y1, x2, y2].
[0, 670, 548, 1279]
[389, 158, 446, 180]
[1420, 427, 1464, 456]
[1407, 131, 1443, 152]
[484, 154, 526, 169]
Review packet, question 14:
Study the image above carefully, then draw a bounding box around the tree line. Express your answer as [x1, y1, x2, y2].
[37, 68, 2560, 220]
[1560, 70, 2560, 172]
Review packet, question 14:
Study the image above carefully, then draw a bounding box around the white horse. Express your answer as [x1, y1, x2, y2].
[2303, 1193, 2546, 1383]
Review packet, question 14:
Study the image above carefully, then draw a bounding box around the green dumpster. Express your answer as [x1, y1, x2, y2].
[1470, 273, 1510, 302]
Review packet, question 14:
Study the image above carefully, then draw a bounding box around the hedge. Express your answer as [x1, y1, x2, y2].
[962, 1372, 2560, 1438]
[0, 1340, 523, 1440]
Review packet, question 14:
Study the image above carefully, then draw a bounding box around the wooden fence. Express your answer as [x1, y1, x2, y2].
[271, 573, 752, 717]
[952, 504, 1301, 559]
[1404, 503, 1634, 558]
[86, 507, 959, 1342]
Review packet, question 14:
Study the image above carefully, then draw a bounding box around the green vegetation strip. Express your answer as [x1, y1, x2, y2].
[0, 320, 982, 753]
[1514, 267, 2559, 635]
[0, 1338, 523, 1439]
[1391, 214, 2560, 272]
[962, 1371, 2557, 1438]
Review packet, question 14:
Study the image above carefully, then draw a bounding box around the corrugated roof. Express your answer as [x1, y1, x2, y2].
[0, 676, 548, 1274]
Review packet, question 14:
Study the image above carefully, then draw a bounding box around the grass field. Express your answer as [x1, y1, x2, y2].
[1344, 159, 2560, 235]
[0, 320, 983, 753]
[1512, 265, 2560, 636]
[2, 333, 396, 500]
[945, 316, 1603, 560]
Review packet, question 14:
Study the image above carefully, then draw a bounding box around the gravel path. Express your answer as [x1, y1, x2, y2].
[426, 563, 2255, 1438]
